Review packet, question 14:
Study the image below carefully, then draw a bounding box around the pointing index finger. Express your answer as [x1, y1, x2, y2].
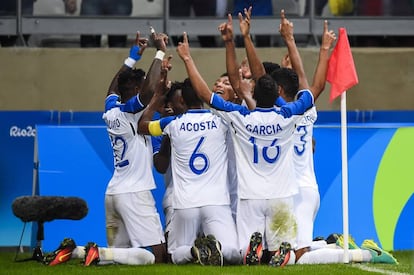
[183, 32, 188, 44]
[135, 31, 140, 45]
[323, 20, 328, 33]
[150, 26, 156, 40]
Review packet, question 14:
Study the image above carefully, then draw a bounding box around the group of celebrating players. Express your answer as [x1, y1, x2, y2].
[45, 6, 398, 268]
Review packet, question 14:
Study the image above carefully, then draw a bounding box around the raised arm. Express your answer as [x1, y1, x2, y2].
[176, 32, 213, 104]
[240, 57, 252, 79]
[309, 20, 336, 100]
[107, 31, 148, 97]
[236, 69, 256, 109]
[219, 14, 241, 91]
[279, 9, 309, 90]
[239, 7, 266, 80]
[139, 28, 169, 106]
[138, 62, 170, 135]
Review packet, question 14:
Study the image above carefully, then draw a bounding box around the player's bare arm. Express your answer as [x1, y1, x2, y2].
[220, 14, 241, 92]
[310, 20, 336, 100]
[107, 31, 148, 97]
[281, 53, 292, 68]
[235, 69, 256, 109]
[176, 32, 213, 104]
[240, 57, 252, 79]
[279, 9, 310, 91]
[138, 62, 170, 135]
[240, 6, 266, 80]
[140, 28, 169, 105]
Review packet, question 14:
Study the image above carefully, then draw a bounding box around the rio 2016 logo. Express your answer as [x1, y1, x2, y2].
[9, 126, 36, 137]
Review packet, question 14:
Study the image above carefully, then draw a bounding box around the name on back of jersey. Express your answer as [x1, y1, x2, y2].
[300, 114, 316, 125]
[107, 118, 121, 129]
[246, 123, 283, 135]
[179, 120, 218, 132]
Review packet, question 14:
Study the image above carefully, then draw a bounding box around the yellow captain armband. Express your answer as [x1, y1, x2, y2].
[148, 120, 163, 136]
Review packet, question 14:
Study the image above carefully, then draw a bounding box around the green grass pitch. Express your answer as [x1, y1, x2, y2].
[1, 250, 412, 275]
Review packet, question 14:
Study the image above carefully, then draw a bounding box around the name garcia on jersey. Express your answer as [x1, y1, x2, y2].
[179, 120, 218, 132]
[246, 123, 283, 135]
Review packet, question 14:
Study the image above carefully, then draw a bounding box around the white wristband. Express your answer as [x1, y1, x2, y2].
[124, 57, 136, 68]
[155, 50, 165, 60]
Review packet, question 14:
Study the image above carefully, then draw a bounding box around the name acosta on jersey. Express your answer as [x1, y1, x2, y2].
[179, 120, 218, 132]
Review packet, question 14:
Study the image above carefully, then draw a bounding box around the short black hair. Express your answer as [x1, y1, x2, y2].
[167, 81, 184, 100]
[271, 67, 298, 100]
[117, 68, 146, 95]
[253, 74, 278, 108]
[263, 62, 281, 75]
[182, 78, 203, 107]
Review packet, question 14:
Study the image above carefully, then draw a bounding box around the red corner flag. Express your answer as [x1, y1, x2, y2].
[327, 28, 359, 102]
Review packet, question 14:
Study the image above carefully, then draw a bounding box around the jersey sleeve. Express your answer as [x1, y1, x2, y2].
[275, 96, 287, 107]
[104, 94, 145, 113]
[151, 135, 163, 154]
[278, 89, 314, 118]
[119, 95, 145, 113]
[210, 93, 251, 115]
[104, 94, 119, 112]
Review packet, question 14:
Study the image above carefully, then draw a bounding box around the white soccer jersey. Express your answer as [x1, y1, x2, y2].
[210, 90, 314, 200]
[102, 94, 155, 194]
[293, 106, 318, 190]
[226, 130, 238, 221]
[158, 109, 230, 209]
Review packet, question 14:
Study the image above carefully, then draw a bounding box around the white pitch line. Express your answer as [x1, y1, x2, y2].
[353, 264, 410, 275]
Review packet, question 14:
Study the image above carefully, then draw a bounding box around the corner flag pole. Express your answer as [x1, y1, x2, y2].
[341, 92, 349, 263]
[326, 27, 358, 263]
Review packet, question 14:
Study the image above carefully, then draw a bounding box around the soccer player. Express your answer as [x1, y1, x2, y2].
[270, 19, 336, 264]
[102, 29, 168, 263]
[211, 73, 240, 222]
[151, 81, 186, 263]
[138, 68, 241, 265]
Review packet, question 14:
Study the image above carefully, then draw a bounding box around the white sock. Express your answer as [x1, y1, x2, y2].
[297, 248, 371, 264]
[297, 248, 347, 264]
[287, 250, 296, 265]
[72, 245, 155, 265]
[171, 245, 193, 264]
[363, 249, 372, 262]
[112, 248, 155, 265]
[72, 246, 85, 259]
[310, 240, 328, 250]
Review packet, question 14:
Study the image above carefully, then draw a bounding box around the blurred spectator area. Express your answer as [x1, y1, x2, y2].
[30, 0, 164, 46]
[1, 0, 414, 47]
